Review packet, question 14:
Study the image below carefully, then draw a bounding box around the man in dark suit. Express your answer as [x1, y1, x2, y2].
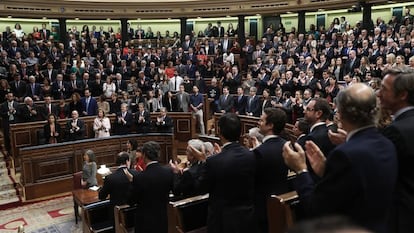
[41, 63, 58, 83]
[40, 95, 58, 121]
[99, 152, 139, 206]
[81, 89, 98, 116]
[300, 98, 336, 181]
[378, 68, 414, 233]
[344, 50, 360, 76]
[234, 87, 247, 115]
[217, 86, 234, 113]
[245, 87, 260, 117]
[68, 73, 83, 96]
[114, 103, 133, 135]
[253, 108, 290, 233]
[40, 23, 51, 41]
[1, 92, 19, 153]
[193, 113, 257, 233]
[114, 73, 127, 94]
[283, 83, 398, 233]
[136, 102, 151, 134]
[301, 98, 336, 156]
[126, 141, 173, 233]
[154, 107, 173, 133]
[52, 74, 69, 100]
[19, 97, 40, 122]
[25, 75, 42, 101]
[9, 73, 27, 102]
[65, 110, 85, 141]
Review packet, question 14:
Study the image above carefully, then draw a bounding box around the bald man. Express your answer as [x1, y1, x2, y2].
[283, 83, 397, 233]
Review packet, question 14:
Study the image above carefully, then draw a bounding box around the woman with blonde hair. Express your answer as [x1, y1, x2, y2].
[93, 108, 111, 138]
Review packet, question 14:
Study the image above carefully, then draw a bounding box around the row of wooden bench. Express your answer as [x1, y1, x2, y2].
[81, 191, 298, 233]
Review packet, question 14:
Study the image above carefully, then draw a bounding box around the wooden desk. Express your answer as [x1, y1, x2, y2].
[72, 189, 100, 224]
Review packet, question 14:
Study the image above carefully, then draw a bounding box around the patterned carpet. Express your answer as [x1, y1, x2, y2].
[0, 195, 81, 233]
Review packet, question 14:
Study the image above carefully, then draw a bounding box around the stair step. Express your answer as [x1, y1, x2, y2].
[0, 189, 17, 201]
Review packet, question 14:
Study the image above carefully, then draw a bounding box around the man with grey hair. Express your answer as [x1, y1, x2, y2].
[248, 127, 263, 149]
[245, 87, 260, 117]
[283, 83, 397, 233]
[170, 139, 205, 197]
[114, 103, 133, 135]
[378, 68, 414, 233]
[20, 96, 39, 122]
[66, 110, 85, 141]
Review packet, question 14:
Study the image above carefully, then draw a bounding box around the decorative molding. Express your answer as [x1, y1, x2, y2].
[0, 0, 364, 19]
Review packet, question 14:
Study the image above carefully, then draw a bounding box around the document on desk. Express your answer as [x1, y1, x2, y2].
[89, 186, 100, 191]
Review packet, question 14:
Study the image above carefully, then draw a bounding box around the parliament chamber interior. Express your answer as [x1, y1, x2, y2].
[0, 0, 413, 232]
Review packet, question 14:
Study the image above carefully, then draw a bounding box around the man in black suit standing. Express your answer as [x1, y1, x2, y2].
[301, 98, 335, 156]
[234, 87, 247, 115]
[253, 108, 290, 233]
[99, 152, 139, 206]
[125, 141, 173, 233]
[378, 68, 414, 233]
[65, 110, 85, 141]
[40, 95, 57, 121]
[25, 75, 42, 101]
[245, 87, 260, 117]
[300, 98, 336, 181]
[217, 86, 234, 113]
[0, 92, 19, 154]
[283, 83, 398, 233]
[10, 73, 27, 102]
[40, 23, 51, 41]
[344, 50, 360, 77]
[114, 103, 133, 135]
[192, 113, 257, 233]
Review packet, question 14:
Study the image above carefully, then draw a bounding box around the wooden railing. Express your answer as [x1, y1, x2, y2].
[10, 112, 196, 166]
[19, 133, 173, 200]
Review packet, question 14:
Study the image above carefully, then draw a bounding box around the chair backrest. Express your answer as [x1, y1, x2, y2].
[84, 200, 113, 233]
[168, 194, 209, 233]
[267, 191, 298, 233]
[73, 171, 83, 190]
[114, 205, 136, 233]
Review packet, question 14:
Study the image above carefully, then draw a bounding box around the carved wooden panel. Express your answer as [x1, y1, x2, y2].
[176, 119, 190, 133]
[37, 158, 72, 180]
[14, 130, 31, 147]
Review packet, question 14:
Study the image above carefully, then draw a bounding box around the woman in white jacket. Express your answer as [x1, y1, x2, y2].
[102, 76, 116, 98]
[93, 109, 111, 138]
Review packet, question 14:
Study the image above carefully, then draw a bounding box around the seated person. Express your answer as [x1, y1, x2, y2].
[154, 107, 173, 133]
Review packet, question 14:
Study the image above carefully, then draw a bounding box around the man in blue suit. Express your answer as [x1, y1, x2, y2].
[378, 68, 414, 233]
[81, 88, 97, 116]
[245, 87, 260, 117]
[283, 83, 397, 233]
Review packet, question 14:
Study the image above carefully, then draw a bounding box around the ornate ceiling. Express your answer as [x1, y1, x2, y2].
[0, 0, 388, 19]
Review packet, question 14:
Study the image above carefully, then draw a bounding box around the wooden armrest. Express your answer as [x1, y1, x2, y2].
[170, 194, 209, 207]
